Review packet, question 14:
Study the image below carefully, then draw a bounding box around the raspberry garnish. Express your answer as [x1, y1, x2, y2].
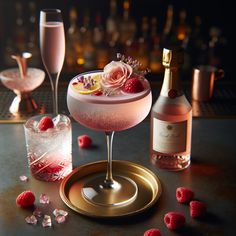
[190, 200, 207, 218]
[38, 116, 54, 131]
[92, 91, 103, 96]
[122, 77, 144, 93]
[78, 135, 92, 148]
[176, 187, 194, 203]
[143, 228, 162, 236]
[16, 190, 35, 207]
[164, 212, 186, 230]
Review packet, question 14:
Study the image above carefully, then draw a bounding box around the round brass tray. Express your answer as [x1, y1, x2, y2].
[59, 160, 162, 218]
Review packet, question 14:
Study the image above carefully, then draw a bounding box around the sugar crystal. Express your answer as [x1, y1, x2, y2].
[19, 175, 28, 182]
[42, 215, 52, 227]
[53, 209, 68, 217]
[39, 193, 50, 204]
[33, 208, 43, 217]
[25, 215, 37, 225]
[55, 215, 66, 224]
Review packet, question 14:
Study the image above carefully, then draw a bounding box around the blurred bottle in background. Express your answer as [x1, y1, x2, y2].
[136, 16, 149, 70]
[27, 1, 40, 67]
[176, 9, 190, 43]
[161, 4, 177, 47]
[208, 26, 227, 68]
[119, 0, 137, 46]
[80, 10, 96, 70]
[94, 12, 109, 69]
[66, 7, 84, 72]
[15, 1, 26, 53]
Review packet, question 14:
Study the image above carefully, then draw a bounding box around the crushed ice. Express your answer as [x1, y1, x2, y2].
[53, 209, 68, 224]
[33, 208, 43, 217]
[25, 215, 37, 225]
[53, 209, 68, 217]
[53, 114, 61, 126]
[55, 215, 66, 224]
[23, 193, 69, 227]
[42, 215, 52, 227]
[39, 193, 50, 204]
[19, 175, 28, 182]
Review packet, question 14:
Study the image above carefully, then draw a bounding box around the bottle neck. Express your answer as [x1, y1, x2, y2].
[160, 67, 183, 97]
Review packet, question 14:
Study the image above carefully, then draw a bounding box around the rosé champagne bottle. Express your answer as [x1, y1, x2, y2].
[150, 47, 192, 171]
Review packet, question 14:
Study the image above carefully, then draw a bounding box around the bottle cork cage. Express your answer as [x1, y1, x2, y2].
[0, 82, 235, 123]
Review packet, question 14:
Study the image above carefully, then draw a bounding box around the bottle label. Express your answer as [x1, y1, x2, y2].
[153, 118, 187, 153]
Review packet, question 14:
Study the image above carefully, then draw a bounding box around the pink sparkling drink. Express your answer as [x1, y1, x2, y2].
[24, 114, 72, 181]
[40, 21, 65, 74]
[67, 71, 152, 132]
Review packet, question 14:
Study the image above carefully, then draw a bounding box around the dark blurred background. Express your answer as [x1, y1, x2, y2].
[0, 0, 234, 80]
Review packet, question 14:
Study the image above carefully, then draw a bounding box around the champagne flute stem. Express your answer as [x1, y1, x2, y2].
[48, 72, 59, 115]
[104, 131, 115, 186]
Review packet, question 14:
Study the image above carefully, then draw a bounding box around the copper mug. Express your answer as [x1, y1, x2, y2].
[192, 65, 224, 101]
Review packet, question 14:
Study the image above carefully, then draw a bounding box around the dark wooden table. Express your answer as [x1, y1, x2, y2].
[0, 118, 236, 236]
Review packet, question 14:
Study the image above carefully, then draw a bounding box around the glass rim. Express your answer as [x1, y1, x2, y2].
[23, 113, 71, 131]
[40, 9, 61, 14]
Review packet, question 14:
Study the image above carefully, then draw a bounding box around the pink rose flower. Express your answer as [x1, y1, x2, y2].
[101, 61, 133, 90]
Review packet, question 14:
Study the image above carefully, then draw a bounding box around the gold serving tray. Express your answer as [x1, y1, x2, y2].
[59, 160, 162, 218]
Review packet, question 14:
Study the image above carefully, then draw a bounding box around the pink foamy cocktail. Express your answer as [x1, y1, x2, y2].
[67, 71, 152, 132]
[67, 59, 152, 207]
[24, 114, 72, 181]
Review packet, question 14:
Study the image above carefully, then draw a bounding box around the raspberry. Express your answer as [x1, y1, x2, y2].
[190, 200, 207, 218]
[164, 212, 186, 230]
[92, 91, 103, 96]
[78, 135, 92, 148]
[16, 190, 35, 207]
[143, 228, 162, 236]
[38, 116, 54, 131]
[122, 78, 144, 93]
[176, 187, 194, 203]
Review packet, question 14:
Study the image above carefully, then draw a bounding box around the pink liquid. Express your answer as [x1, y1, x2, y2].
[150, 95, 192, 170]
[40, 22, 65, 74]
[67, 72, 152, 132]
[24, 114, 72, 181]
[29, 153, 72, 182]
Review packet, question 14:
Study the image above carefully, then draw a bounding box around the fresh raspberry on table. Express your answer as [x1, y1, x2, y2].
[78, 135, 92, 148]
[38, 116, 54, 131]
[176, 187, 194, 203]
[143, 228, 162, 236]
[190, 200, 207, 218]
[16, 190, 35, 207]
[164, 212, 186, 230]
[122, 77, 144, 93]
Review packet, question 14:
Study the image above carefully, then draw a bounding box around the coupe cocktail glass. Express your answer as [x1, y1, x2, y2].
[67, 70, 152, 206]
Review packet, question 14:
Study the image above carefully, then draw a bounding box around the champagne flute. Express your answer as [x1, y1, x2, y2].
[39, 9, 65, 115]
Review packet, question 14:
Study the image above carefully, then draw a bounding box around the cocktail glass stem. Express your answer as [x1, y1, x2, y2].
[48, 72, 59, 115]
[103, 131, 116, 188]
[81, 131, 138, 206]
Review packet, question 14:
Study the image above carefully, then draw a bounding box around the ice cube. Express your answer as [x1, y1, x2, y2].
[53, 114, 61, 126]
[42, 215, 52, 227]
[19, 175, 28, 182]
[33, 208, 43, 217]
[55, 215, 66, 224]
[25, 215, 37, 225]
[39, 193, 50, 204]
[53, 209, 68, 217]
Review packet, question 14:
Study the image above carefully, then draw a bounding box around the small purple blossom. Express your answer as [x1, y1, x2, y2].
[116, 53, 150, 75]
